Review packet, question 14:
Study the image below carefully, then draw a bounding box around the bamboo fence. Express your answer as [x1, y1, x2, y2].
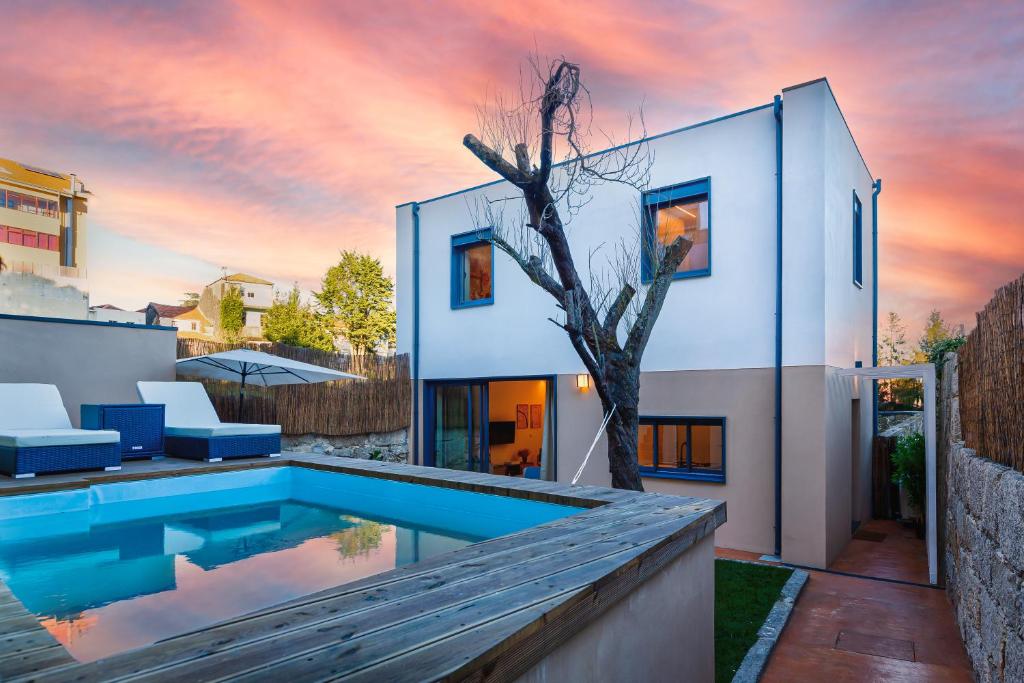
[958, 273, 1024, 473]
[176, 339, 410, 437]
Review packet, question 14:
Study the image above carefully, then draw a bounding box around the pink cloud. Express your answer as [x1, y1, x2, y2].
[0, 0, 1018, 335]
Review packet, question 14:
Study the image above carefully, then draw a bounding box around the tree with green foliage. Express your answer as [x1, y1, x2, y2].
[918, 309, 964, 363]
[892, 431, 926, 520]
[316, 251, 396, 355]
[878, 312, 921, 408]
[219, 285, 245, 341]
[263, 286, 335, 352]
[180, 291, 200, 307]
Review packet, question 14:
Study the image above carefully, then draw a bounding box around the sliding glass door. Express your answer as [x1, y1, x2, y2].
[429, 382, 488, 473]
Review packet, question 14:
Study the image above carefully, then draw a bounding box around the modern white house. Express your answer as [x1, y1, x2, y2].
[395, 78, 881, 570]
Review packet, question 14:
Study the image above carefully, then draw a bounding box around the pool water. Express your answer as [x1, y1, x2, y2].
[0, 467, 578, 662]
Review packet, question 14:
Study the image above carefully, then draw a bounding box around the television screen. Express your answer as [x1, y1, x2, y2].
[489, 421, 516, 445]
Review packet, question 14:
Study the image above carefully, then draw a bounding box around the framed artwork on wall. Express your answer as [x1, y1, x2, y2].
[516, 404, 529, 429]
[530, 404, 542, 429]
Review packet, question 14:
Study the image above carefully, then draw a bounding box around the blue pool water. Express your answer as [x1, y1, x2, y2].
[0, 467, 578, 662]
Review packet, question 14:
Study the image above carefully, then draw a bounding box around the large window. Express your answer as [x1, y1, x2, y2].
[642, 178, 710, 282]
[451, 229, 494, 308]
[0, 225, 59, 251]
[3, 190, 59, 218]
[852, 190, 863, 287]
[638, 416, 725, 482]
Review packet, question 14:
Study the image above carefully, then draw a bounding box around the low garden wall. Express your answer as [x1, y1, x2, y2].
[943, 354, 1024, 682]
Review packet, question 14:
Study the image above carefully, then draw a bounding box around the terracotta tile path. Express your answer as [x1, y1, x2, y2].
[717, 520, 973, 682]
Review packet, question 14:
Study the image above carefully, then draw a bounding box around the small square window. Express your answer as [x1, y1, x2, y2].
[451, 229, 494, 308]
[642, 178, 711, 282]
[638, 416, 725, 482]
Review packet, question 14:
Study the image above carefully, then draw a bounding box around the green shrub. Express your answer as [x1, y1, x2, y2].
[892, 431, 926, 511]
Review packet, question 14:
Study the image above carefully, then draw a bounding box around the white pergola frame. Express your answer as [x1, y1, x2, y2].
[839, 363, 937, 584]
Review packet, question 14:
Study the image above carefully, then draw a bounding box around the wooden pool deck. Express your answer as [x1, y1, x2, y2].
[0, 454, 724, 682]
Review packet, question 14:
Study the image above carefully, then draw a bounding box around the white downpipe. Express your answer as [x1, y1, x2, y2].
[571, 404, 616, 486]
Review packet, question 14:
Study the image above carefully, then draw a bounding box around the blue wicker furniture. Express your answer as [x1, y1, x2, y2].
[0, 383, 122, 478]
[136, 381, 282, 463]
[164, 433, 282, 462]
[0, 442, 121, 478]
[81, 404, 165, 460]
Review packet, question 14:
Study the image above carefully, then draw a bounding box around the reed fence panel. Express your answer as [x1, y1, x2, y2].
[176, 339, 410, 437]
[958, 273, 1024, 473]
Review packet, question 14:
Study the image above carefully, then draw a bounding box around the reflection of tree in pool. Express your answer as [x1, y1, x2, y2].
[331, 517, 387, 560]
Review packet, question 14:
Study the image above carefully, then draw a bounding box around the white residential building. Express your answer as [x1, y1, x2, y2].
[395, 78, 880, 570]
[198, 272, 274, 338]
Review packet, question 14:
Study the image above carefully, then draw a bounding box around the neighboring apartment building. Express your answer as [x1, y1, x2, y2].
[0, 158, 90, 318]
[198, 272, 273, 338]
[396, 78, 880, 570]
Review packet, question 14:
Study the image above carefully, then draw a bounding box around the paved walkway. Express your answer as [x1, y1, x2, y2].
[719, 520, 973, 682]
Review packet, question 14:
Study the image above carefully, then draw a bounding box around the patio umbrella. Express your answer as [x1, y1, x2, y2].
[175, 348, 363, 420]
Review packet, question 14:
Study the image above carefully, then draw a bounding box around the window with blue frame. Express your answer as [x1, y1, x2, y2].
[642, 178, 710, 282]
[451, 228, 494, 308]
[638, 416, 725, 482]
[852, 190, 863, 288]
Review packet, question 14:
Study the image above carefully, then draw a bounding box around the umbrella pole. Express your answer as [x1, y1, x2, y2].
[239, 373, 246, 422]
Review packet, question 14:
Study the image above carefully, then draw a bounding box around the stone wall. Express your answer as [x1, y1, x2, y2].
[282, 429, 408, 463]
[943, 354, 1024, 682]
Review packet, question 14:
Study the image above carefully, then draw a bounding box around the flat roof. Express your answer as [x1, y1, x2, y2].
[398, 76, 876, 209]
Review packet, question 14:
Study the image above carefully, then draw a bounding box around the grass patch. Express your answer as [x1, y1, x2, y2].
[715, 559, 794, 682]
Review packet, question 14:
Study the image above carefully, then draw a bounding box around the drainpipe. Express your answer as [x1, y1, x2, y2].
[411, 202, 421, 465]
[63, 174, 76, 268]
[871, 179, 882, 436]
[773, 95, 784, 558]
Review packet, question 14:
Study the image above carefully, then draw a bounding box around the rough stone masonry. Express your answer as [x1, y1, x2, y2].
[282, 429, 408, 463]
[943, 354, 1024, 682]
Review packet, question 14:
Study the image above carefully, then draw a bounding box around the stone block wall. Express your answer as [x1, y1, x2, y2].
[943, 354, 1024, 682]
[282, 429, 408, 463]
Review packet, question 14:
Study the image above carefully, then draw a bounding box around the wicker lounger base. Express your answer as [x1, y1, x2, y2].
[165, 434, 281, 462]
[0, 442, 122, 478]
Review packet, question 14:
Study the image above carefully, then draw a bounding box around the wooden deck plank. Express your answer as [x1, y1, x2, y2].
[0, 581, 74, 680]
[225, 514, 718, 683]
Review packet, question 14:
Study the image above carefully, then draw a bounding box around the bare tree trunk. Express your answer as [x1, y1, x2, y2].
[606, 405, 643, 490]
[463, 57, 691, 491]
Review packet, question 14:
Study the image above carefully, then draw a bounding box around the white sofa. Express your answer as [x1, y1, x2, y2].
[136, 382, 281, 462]
[0, 384, 121, 478]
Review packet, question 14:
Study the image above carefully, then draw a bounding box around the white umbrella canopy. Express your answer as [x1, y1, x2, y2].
[176, 349, 363, 419]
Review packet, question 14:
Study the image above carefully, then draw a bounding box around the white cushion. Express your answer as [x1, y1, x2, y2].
[0, 384, 73, 430]
[0, 428, 120, 448]
[137, 381, 221, 427]
[165, 424, 281, 438]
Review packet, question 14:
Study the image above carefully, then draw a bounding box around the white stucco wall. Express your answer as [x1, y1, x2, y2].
[398, 104, 781, 379]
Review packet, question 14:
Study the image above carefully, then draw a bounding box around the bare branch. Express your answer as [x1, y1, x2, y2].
[624, 235, 691, 362]
[462, 134, 530, 187]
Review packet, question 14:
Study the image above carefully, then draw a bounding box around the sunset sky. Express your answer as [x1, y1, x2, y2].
[1, 1, 1020, 334]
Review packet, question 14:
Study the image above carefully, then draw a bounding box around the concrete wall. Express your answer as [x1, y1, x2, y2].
[0, 272, 88, 319]
[943, 355, 1024, 682]
[0, 315, 176, 426]
[557, 368, 774, 555]
[516, 534, 714, 683]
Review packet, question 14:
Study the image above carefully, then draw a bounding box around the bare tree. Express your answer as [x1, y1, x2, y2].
[463, 57, 691, 490]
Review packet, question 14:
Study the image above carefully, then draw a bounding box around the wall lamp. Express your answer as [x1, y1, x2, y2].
[576, 374, 590, 392]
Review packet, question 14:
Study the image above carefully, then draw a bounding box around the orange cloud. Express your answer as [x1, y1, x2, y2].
[0, 0, 1018, 335]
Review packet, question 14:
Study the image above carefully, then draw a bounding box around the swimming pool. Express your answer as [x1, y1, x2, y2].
[0, 467, 580, 662]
